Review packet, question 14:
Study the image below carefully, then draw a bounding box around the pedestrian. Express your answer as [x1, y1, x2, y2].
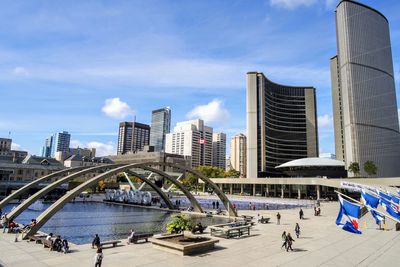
[249, 202, 252, 210]
[295, 223, 300, 238]
[299, 209, 304, 220]
[92, 234, 100, 249]
[253, 204, 256, 211]
[317, 207, 321, 216]
[1, 213, 8, 233]
[314, 206, 317, 216]
[212, 201, 215, 209]
[276, 212, 281, 225]
[286, 233, 295, 252]
[62, 237, 69, 254]
[127, 229, 135, 244]
[94, 247, 103, 267]
[233, 203, 236, 212]
[281, 231, 287, 249]
[216, 201, 219, 209]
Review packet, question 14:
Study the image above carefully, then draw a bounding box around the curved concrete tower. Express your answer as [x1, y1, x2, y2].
[331, 0, 400, 177]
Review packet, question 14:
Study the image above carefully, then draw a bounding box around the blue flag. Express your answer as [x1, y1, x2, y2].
[336, 195, 362, 234]
[377, 190, 400, 220]
[361, 190, 384, 224]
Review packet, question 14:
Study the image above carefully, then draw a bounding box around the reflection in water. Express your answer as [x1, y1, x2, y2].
[4, 202, 229, 245]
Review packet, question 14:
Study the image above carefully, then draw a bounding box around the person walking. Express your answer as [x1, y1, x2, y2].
[212, 201, 215, 209]
[295, 223, 301, 238]
[314, 206, 317, 216]
[1, 213, 8, 233]
[94, 248, 103, 267]
[286, 233, 295, 252]
[299, 209, 304, 220]
[276, 212, 281, 225]
[92, 234, 100, 249]
[216, 201, 219, 209]
[281, 231, 287, 249]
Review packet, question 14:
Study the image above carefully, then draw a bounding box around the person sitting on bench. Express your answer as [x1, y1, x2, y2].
[127, 229, 135, 244]
[191, 222, 206, 234]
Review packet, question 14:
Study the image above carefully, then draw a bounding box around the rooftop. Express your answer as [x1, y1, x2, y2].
[276, 157, 345, 169]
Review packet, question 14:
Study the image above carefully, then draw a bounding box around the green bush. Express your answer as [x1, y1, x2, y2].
[166, 214, 192, 233]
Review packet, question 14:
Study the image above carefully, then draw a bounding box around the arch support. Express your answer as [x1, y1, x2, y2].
[0, 166, 88, 209]
[124, 170, 174, 209]
[8, 164, 123, 221]
[135, 166, 203, 213]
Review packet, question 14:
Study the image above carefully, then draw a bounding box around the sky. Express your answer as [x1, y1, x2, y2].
[1, 0, 400, 157]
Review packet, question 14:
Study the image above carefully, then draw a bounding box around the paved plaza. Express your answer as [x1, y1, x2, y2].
[0, 201, 399, 267]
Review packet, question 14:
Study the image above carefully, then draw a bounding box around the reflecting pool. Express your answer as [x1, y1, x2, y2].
[3, 202, 229, 245]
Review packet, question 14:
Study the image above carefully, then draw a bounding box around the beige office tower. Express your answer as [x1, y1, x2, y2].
[230, 134, 247, 177]
[331, 0, 400, 177]
[246, 72, 318, 178]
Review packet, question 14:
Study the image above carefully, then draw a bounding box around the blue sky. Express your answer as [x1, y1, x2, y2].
[1, 0, 400, 156]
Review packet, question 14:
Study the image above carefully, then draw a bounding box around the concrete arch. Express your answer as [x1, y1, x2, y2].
[120, 170, 174, 209]
[128, 165, 203, 213]
[0, 166, 88, 209]
[139, 162, 237, 217]
[7, 164, 123, 221]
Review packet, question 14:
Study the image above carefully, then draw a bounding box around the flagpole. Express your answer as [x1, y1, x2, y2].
[334, 190, 399, 223]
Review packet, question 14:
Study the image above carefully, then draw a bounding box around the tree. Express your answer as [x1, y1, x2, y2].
[364, 161, 377, 177]
[166, 214, 192, 233]
[224, 169, 240, 178]
[181, 166, 225, 191]
[348, 162, 360, 177]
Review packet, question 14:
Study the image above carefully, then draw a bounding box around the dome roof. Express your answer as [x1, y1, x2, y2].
[276, 157, 345, 169]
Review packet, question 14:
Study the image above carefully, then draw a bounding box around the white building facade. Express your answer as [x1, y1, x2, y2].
[212, 132, 226, 169]
[165, 119, 213, 168]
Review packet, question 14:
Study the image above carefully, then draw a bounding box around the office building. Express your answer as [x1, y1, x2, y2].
[0, 138, 11, 154]
[150, 107, 171, 152]
[331, 0, 400, 177]
[50, 131, 71, 157]
[165, 119, 213, 168]
[212, 132, 226, 169]
[117, 122, 150, 155]
[230, 133, 247, 177]
[41, 136, 53, 158]
[246, 72, 318, 178]
[0, 138, 28, 163]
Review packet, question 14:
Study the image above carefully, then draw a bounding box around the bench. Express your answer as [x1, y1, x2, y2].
[129, 233, 153, 244]
[42, 239, 53, 250]
[210, 224, 251, 239]
[27, 235, 47, 244]
[258, 218, 270, 224]
[99, 240, 121, 248]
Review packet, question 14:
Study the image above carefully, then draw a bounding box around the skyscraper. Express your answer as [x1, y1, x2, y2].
[212, 132, 226, 169]
[117, 122, 150, 155]
[331, 0, 400, 177]
[165, 119, 213, 168]
[150, 107, 171, 152]
[230, 133, 247, 177]
[50, 131, 71, 157]
[41, 135, 53, 157]
[246, 72, 318, 178]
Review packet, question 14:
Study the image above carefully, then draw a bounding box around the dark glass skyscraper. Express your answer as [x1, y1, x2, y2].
[150, 107, 171, 152]
[246, 72, 318, 178]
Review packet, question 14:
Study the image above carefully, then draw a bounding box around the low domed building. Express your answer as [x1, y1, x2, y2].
[275, 157, 347, 178]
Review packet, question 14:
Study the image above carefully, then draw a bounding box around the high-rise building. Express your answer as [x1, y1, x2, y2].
[212, 132, 226, 169]
[230, 133, 247, 177]
[246, 72, 318, 178]
[0, 138, 12, 154]
[150, 107, 171, 152]
[331, 0, 400, 177]
[117, 122, 150, 155]
[41, 135, 53, 158]
[165, 119, 213, 168]
[50, 131, 70, 157]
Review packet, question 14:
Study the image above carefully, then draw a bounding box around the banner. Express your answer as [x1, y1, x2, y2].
[340, 181, 377, 192]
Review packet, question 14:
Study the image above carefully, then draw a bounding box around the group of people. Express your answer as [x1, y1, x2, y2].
[212, 201, 220, 209]
[46, 233, 69, 253]
[280, 223, 301, 252]
[91, 234, 103, 267]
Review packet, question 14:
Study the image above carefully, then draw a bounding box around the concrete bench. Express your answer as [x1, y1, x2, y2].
[129, 233, 153, 244]
[258, 218, 270, 224]
[27, 235, 47, 244]
[99, 240, 121, 248]
[210, 225, 251, 239]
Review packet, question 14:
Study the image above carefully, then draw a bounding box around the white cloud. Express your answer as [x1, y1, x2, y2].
[12, 66, 29, 76]
[11, 142, 22, 150]
[318, 114, 333, 128]
[87, 141, 115, 156]
[186, 99, 230, 126]
[101, 98, 134, 119]
[269, 0, 317, 10]
[70, 139, 115, 156]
